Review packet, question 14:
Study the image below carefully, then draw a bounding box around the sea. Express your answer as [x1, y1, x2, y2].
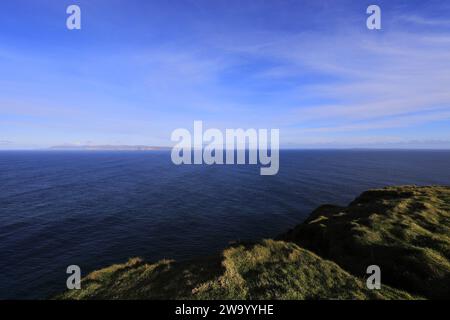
[0, 150, 449, 299]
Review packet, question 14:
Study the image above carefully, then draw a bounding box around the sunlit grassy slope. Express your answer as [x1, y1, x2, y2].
[281, 185, 450, 299]
[59, 185, 449, 300]
[58, 240, 412, 300]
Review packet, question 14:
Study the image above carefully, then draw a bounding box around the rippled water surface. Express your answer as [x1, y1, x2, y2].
[1, 150, 449, 298]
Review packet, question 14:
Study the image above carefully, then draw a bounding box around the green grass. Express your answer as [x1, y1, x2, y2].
[58, 240, 413, 300]
[280, 185, 450, 299]
[59, 185, 450, 300]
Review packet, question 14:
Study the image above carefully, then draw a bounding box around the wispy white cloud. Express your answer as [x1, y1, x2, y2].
[296, 109, 450, 133]
[2, 2, 450, 148]
[398, 15, 450, 27]
[213, 28, 450, 136]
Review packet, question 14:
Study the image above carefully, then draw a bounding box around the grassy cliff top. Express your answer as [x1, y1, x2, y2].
[58, 240, 412, 300]
[59, 185, 450, 300]
[281, 185, 450, 299]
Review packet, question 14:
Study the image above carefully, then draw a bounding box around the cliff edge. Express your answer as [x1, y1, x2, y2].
[58, 185, 450, 300]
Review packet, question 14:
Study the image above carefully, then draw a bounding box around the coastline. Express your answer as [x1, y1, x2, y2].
[58, 185, 450, 300]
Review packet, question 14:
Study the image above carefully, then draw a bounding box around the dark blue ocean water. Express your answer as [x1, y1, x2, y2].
[0, 150, 449, 299]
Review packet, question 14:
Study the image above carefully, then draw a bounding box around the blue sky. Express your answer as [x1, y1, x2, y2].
[1, 0, 450, 149]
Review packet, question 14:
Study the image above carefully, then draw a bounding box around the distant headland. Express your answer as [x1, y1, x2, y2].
[50, 145, 171, 151]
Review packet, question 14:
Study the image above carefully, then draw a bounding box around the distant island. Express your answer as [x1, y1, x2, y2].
[58, 185, 450, 300]
[50, 145, 170, 151]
